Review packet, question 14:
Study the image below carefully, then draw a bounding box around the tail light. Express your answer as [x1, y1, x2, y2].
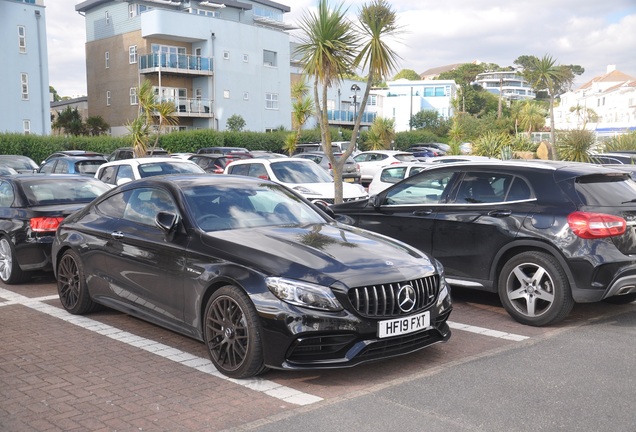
[30, 217, 65, 232]
[567, 211, 626, 239]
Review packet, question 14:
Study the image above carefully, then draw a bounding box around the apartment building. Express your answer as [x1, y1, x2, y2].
[76, 0, 294, 136]
[368, 79, 458, 133]
[554, 65, 636, 139]
[0, 0, 51, 135]
[474, 70, 535, 102]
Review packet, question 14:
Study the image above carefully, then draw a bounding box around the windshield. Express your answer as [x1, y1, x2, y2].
[138, 161, 205, 177]
[183, 183, 326, 231]
[271, 160, 334, 183]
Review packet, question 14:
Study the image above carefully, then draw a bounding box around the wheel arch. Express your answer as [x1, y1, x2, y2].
[490, 239, 576, 292]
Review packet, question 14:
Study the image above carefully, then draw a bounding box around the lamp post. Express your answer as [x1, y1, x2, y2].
[350, 84, 360, 122]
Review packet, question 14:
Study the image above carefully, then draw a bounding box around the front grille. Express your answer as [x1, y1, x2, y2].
[348, 275, 439, 318]
[356, 328, 444, 361]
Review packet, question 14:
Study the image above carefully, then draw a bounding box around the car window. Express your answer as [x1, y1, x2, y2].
[76, 161, 104, 175]
[98, 165, 118, 184]
[138, 161, 203, 177]
[39, 161, 55, 174]
[0, 181, 15, 207]
[115, 165, 135, 184]
[22, 179, 109, 205]
[380, 167, 408, 184]
[453, 172, 512, 204]
[271, 161, 333, 183]
[384, 170, 456, 205]
[394, 153, 417, 162]
[95, 190, 128, 219]
[123, 187, 178, 226]
[53, 161, 69, 174]
[574, 174, 636, 206]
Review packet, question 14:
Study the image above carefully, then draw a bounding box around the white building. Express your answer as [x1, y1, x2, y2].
[368, 79, 457, 132]
[75, 0, 294, 136]
[0, 0, 51, 135]
[474, 70, 535, 101]
[554, 65, 636, 139]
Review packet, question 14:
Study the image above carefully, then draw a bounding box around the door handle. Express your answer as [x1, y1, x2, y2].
[111, 231, 124, 240]
[488, 210, 512, 217]
[412, 209, 433, 216]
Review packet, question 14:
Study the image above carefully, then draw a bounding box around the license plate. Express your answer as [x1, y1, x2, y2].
[344, 178, 354, 182]
[378, 311, 430, 338]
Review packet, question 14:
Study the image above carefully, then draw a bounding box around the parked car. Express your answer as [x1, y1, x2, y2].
[225, 157, 368, 203]
[52, 174, 452, 378]
[41, 150, 106, 164]
[196, 146, 252, 158]
[251, 150, 289, 159]
[331, 160, 636, 326]
[0, 175, 110, 284]
[368, 162, 434, 196]
[0, 155, 39, 173]
[188, 154, 236, 174]
[95, 157, 205, 186]
[107, 147, 170, 161]
[353, 150, 417, 185]
[38, 155, 107, 176]
[295, 151, 362, 183]
[0, 166, 19, 176]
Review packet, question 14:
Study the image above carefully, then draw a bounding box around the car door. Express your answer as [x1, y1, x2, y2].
[353, 167, 460, 257]
[83, 186, 188, 325]
[430, 170, 536, 285]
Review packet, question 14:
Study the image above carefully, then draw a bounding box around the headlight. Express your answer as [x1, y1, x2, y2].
[266, 277, 343, 311]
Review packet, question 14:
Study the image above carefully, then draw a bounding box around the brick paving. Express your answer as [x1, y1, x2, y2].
[2, 277, 632, 431]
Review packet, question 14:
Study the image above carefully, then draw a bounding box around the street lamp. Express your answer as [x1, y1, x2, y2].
[350, 84, 360, 122]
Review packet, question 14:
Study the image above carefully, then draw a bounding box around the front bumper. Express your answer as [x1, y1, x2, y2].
[256, 289, 452, 370]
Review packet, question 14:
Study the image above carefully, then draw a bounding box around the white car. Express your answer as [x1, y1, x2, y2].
[353, 150, 417, 184]
[224, 157, 368, 203]
[368, 162, 434, 196]
[95, 157, 205, 186]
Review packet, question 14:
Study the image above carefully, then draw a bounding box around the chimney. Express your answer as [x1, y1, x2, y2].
[607, 65, 616, 74]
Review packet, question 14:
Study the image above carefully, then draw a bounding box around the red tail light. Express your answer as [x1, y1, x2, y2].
[567, 211, 626, 239]
[30, 217, 64, 232]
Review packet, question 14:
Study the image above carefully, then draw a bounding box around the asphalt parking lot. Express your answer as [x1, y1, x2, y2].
[2, 273, 635, 431]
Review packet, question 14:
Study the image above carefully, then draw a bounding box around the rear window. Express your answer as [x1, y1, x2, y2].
[76, 160, 105, 175]
[138, 162, 204, 177]
[395, 153, 418, 162]
[22, 179, 110, 205]
[574, 174, 636, 206]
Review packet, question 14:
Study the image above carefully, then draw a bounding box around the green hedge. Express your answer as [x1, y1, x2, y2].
[0, 128, 445, 162]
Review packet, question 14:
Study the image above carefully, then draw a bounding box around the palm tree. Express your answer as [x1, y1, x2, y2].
[524, 55, 569, 158]
[516, 101, 546, 135]
[295, 0, 359, 203]
[366, 117, 395, 150]
[289, 78, 314, 155]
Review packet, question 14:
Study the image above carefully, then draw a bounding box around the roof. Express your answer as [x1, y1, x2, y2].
[577, 69, 636, 91]
[76, 0, 290, 13]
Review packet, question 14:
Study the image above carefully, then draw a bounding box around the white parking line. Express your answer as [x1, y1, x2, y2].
[0, 288, 323, 406]
[448, 320, 529, 341]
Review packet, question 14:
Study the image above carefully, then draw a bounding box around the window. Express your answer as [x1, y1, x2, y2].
[368, 95, 377, 106]
[265, 93, 278, 109]
[243, 54, 249, 62]
[123, 188, 177, 227]
[223, 51, 230, 60]
[223, 90, 230, 99]
[106, 90, 111, 106]
[129, 45, 137, 64]
[18, 26, 26, 53]
[195, 88, 202, 100]
[129, 4, 135, 17]
[105, 11, 110, 24]
[21, 73, 29, 100]
[130, 87, 138, 105]
[263, 50, 277, 67]
[23, 120, 31, 135]
[243, 92, 249, 101]
[105, 51, 110, 68]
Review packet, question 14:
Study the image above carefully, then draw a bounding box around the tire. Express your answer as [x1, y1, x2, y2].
[57, 249, 98, 315]
[203, 285, 265, 378]
[603, 293, 636, 305]
[498, 251, 573, 326]
[0, 236, 29, 284]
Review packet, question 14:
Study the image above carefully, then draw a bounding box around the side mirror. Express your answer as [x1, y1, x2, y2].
[116, 177, 133, 186]
[156, 211, 180, 235]
[312, 200, 336, 219]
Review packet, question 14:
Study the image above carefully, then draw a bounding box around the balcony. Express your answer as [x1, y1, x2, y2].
[156, 98, 214, 118]
[139, 53, 213, 76]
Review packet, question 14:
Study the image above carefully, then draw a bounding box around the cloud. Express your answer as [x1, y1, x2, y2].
[45, 0, 636, 97]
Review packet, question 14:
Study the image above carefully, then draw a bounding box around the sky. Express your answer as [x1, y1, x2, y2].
[45, 0, 636, 98]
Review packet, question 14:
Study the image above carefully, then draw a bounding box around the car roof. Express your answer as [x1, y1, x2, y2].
[100, 157, 194, 166]
[357, 150, 413, 155]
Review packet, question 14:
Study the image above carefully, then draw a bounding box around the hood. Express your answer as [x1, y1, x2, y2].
[200, 223, 436, 289]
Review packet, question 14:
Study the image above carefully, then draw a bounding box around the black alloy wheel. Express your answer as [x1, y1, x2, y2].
[204, 285, 265, 378]
[498, 251, 573, 326]
[57, 250, 98, 315]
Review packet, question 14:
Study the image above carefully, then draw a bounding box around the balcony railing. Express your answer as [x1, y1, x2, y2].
[139, 53, 213, 76]
[328, 109, 376, 124]
[156, 97, 213, 118]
